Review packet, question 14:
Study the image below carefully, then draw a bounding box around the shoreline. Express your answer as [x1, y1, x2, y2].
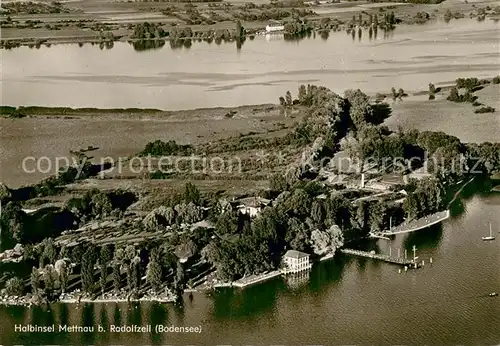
[0, 251, 341, 307]
[0, 103, 277, 118]
[2, 75, 498, 117]
[1, 14, 497, 49]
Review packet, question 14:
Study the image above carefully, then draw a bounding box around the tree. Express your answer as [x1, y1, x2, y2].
[447, 87, 460, 102]
[279, 96, 286, 106]
[285, 189, 310, 217]
[285, 217, 310, 252]
[43, 264, 57, 297]
[270, 173, 288, 192]
[0, 201, 26, 242]
[298, 85, 307, 104]
[355, 200, 368, 231]
[368, 201, 387, 231]
[71, 244, 84, 264]
[285, 91, 293, 106]
[344, 89, 374, 130]
[41, 238, 56, 267]
[235, 19, 244, 39]
[175, 202, 204, 224]
[184, 182, 201, 205]
[81, 249, 95, 294]
[90, 192, 113, 217]
[58, 261, 69, 293]
[100, 245, 112, 266]
[391, 87, 397, 99]
[125, 263, 133, 292]
[59, 246, 69, 260]
[215, 212, 239, 235]
[389, 12, 396, 25]
[429, 83, 436, 94]
[99, 266, 107, 295]
[310, 224, 344, 256]
[174, 261, 185, 290]
[429, 83, 436, 100]
[30, 267, 40, 294]
[310, 200, 325, 228]
[130, 257, 141, 292]
[5, 277, 24, 296]
[146, 258, 163, 293]
[112, 263, 121, 292]
[175, 239, 198, 262]
[124, 245, 136, 262]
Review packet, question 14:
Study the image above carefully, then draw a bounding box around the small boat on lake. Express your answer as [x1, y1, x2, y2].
[489, 292, 498, 297]
[482, 223, 495, 241]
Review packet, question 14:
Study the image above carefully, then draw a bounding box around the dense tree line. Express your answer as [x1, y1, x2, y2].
[403, 178, 445, 219]
[141, 139, 194, 156]
[131, 22, 167, 39]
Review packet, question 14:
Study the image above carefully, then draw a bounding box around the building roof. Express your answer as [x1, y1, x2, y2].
[235, 197, 271, 208]
[284, 250, 310, 259]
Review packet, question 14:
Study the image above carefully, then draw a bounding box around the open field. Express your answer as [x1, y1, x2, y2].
[387, 84, 500, 143]
[0, 104, 300, 187]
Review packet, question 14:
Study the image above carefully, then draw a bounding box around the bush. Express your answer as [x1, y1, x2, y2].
[5, 277, 24, 296]
[455, 77, 480, 91]
[446, 87, 476, 103]
[474, 106, 495, 114]
[141, 140, 193, 156]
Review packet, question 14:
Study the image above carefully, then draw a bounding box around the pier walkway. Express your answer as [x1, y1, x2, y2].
[369, 210, 450, 238]
[340, 248, 413, 266]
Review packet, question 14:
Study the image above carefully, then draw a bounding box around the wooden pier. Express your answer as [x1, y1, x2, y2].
[340, 248, 414, 266]
[380, 210, 450, 236]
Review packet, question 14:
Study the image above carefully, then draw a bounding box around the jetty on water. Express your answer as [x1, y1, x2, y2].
[381, 210, 450, 236]
[341, 246, 425, 268]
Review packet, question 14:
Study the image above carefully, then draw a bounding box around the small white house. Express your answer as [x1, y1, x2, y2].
[265, 23, 285, 33]
[283, 250, 312, 273]
[235, 197, 270, 218]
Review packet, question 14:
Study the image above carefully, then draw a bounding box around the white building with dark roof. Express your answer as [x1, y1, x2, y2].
[234, 197, 271, 218]
[283, 250, 312, 273]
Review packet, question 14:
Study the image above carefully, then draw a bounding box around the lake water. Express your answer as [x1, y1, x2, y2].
[1, 183, 499, 344]
[2, 19, 499, 110]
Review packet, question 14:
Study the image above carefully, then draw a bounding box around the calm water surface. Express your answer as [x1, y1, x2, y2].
[2, 19, 499, 110]
[0, 186, 499, 344]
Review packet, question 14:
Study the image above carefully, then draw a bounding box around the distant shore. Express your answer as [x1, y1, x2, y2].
[1, 0, 497, 50]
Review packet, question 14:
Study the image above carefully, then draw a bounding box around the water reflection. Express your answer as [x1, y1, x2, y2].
[149, 303, 167, 344]
[99, 305, 109, 344]
[113, 304, 122, 326]
[81, 304, 95, 344]
[402, 223, 444, 250]
[309, 256, 351, 293]
[9, 24, 429, 54]
[131, 39, 166, 51]
[211, 279, 284, 320]
[172, 299, 185, 324]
